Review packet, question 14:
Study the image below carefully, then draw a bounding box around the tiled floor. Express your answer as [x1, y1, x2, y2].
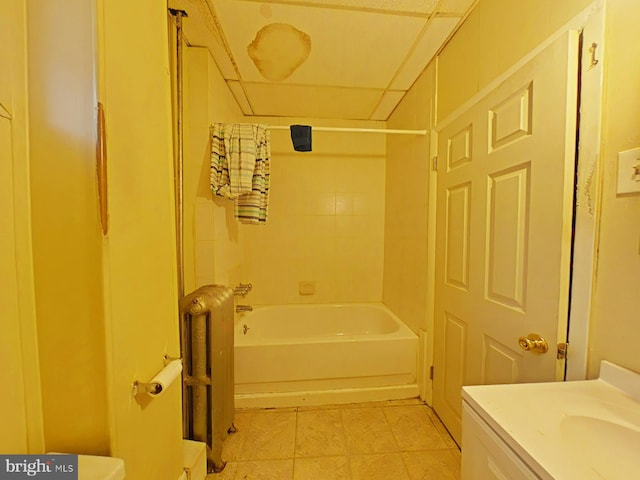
[214, 399, 460, 480]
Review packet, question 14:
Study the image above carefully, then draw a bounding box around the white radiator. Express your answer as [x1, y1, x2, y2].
[179, 285, 235, 473]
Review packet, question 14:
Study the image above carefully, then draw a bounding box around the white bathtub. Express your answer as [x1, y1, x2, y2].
[234, 303, 419, 408]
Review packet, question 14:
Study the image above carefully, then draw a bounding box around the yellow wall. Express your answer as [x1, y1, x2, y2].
[0, 0, 44, 454]
[14, 0, 190, 473]
[241, 117, 387, 305]
[438, 0, 593, 120]
[26, 0, 109, 454]
[99, 1, 184, 478]
[383, 64, 435, 333]
[587, 0, 640, 377]
[184, 46, 247, 292]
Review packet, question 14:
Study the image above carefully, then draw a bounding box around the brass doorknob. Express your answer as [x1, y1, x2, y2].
[518, 333, 549, 354]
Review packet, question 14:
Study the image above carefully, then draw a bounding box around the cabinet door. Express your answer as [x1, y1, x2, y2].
[462, 404, 541, 480]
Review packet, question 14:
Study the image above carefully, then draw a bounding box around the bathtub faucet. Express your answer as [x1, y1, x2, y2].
[236, 304, 253, 313]
[233, 283, 252, 298]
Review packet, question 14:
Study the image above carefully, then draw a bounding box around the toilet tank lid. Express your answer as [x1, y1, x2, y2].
[79, 455, 125, 480]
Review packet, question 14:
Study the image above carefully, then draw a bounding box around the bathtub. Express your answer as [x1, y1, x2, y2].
[234, 303, 419, 408]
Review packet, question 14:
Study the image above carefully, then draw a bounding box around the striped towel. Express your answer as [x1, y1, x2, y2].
[210, 123, 270, 224]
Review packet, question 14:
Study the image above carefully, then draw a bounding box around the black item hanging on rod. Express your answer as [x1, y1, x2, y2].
[290, 124, 312, 152]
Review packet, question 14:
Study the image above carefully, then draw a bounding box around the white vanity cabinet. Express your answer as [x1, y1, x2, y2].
[461, 361, 640, 480]
[462, 401, 540, 480]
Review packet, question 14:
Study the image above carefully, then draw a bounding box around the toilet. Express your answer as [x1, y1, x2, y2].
[79, 455, 125, 480]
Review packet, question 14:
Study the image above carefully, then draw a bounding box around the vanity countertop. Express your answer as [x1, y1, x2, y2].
[462, 361, 640, 479]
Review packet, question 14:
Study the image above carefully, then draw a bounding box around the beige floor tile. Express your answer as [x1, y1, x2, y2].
[295, 409, 347, 457]
[425, 409, 459, 448]
[382, 398, 424, 407]
[223, 411, 254, 461]
[339, 401, 389, 409]
[221, 402, 459, 480]
[207, 461, 237, 480]
[341, 407, 399, 454]
[293, 456, 350, 480]
[336, 398, 424, 409]
[235, 407, 298, 413]
[384, 405, 448, 451]
[297, 404, 346, 412]
[229, 459, 294, 480]
[237, 410, 297, 460]
[402, 449, 461, 480]
[296, 398, 422, 412]
[350, 453, 410, 480]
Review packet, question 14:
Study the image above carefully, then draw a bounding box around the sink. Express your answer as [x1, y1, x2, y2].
[462, 361, 640, 480]
[560, 415, 640, 477]
[535, 390, 640, 428]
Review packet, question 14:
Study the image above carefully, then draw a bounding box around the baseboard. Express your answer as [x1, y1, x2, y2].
[235, 384, 419, 409]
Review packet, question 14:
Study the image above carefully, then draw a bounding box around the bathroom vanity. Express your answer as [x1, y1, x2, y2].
[462, 361, 640, 479]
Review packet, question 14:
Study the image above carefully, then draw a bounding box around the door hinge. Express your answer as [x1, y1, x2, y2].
[588, 42, 599, 70]
[432, 156, 438, 171]
[429, 365, 434, 380]
[557, 342, 569, 360]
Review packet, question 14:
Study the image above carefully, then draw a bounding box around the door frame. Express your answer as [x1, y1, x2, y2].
[422, 0, 606, 405]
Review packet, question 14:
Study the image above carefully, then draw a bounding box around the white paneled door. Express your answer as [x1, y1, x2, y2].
[433, 31, 580, 443]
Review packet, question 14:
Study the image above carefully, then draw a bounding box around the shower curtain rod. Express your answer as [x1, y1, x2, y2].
[266, 125, 427, 135]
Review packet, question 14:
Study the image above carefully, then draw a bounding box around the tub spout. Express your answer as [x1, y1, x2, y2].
[236, 305, 253, 313]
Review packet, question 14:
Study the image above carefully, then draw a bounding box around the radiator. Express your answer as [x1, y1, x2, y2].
[179, 285, 235, 473]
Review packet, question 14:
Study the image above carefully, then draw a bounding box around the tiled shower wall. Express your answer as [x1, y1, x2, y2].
[186, 50, 387, 304]
[382, 64, 435, 334]
[185, 47, 246, 292]
[240, 117, 387, 305]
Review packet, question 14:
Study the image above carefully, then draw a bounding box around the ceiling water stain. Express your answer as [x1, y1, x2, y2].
[247, 23, 311, 82]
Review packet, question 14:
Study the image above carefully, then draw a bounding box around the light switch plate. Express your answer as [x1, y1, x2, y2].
[617, 148, 640, 195]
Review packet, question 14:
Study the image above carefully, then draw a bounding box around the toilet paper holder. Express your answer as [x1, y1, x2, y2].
[132, 355, 182, 397]
[133, 380, 163, 396]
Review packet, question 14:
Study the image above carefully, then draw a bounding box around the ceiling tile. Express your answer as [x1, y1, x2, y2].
[174, 0, 479, 120]
[243, 83, 384, 119]
[440, 0, 476, 15]
[370, 91, 407, 120]
[209, 44, 238, 80]
[274, 0, 440, 15]
[390, 16, 460, 90]
[214, 0, 427, 88]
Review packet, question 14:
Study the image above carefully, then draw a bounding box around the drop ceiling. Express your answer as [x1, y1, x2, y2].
[168, 0, 477, 120]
